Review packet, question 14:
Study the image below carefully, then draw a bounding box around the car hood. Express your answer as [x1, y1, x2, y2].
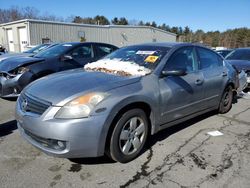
[226, 60, 250, 71]
[0, 53, 33, 62]
[0, 56, 44, 72]
[24, 69, 141, 106]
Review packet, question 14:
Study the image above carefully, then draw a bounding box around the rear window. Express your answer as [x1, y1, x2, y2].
[197, 47, 223, 69]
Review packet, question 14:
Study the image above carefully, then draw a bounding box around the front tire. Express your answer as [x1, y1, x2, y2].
[109, 109, 149, 163]
[218, 85, 233, 114]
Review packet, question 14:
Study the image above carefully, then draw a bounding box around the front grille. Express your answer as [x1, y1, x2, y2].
[25, 129, 51, 146]
[24, 129, 66, 151]
[19, 93, 51, 115]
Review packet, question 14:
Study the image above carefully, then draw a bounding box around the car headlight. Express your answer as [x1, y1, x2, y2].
[17, 67, 29, 74]
[55, 92, 109, 119]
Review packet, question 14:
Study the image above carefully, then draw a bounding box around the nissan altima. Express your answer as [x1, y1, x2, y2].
[16, 43, 238, 163]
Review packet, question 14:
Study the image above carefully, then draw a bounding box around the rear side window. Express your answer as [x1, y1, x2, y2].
[197, 47, 223, 69]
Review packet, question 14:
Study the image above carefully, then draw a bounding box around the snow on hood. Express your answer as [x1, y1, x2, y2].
[84, 58, 152, 76]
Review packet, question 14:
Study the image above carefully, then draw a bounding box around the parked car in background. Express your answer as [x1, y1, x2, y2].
[0, 43, 57, 62]
[16, 43, 237, 163]
[216, 49, 233, 58]
[0, 42, 118, 98]
[225, 48, 250, 92]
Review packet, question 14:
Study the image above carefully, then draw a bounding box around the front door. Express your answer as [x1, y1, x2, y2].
[159, 46, 205, 124]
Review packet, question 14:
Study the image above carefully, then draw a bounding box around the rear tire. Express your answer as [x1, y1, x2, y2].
[109, 109, 149, 163]
[218, 85, 233, 114]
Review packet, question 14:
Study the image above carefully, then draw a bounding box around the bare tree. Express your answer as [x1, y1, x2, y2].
[0, 6, 63, 24]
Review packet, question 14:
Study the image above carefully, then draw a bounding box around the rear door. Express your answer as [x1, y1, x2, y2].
[159, 46, 206, 124]
[196, 47, 226, 108]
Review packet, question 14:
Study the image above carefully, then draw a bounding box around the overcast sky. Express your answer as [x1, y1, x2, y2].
[2, 0, 250, 32]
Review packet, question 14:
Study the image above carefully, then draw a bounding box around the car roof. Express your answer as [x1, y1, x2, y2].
[60, 42, 117, 47]
[131, 42, 207, 48]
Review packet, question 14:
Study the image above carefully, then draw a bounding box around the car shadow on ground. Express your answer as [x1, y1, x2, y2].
[0, 120, 17, 137]
[69, 111, 217, 165]
[145, 111, 217, 150]
[1, 97, 18, 102]
[69, 155, 115, 165]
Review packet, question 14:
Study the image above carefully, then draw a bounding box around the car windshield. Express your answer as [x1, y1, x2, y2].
[24, 44, 50, 54]
[84, 45, 169, 76]
[226, 49, 250, 61]
[34, 44, 74, 58]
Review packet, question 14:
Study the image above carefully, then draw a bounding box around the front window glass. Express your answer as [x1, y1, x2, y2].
[69, 46, 92, 58]
[96, 45, 115, 57]
[84, 46, 169, 76]
[34, 44, 73, 58]
[164, 47, 198, 72]
[226, 49, 250, 61]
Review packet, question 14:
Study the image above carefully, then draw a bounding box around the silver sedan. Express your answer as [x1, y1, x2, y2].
[16, 43, 238, 163]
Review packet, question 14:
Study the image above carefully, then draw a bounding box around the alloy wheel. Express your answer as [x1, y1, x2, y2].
[119, 117, 146, 155]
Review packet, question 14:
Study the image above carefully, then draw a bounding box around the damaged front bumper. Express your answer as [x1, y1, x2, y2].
[0, 71, 33, 98]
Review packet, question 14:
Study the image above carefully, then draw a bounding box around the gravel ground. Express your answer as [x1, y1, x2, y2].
[0, 95, 250, 188]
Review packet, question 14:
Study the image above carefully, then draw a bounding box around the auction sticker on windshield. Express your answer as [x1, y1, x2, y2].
[144, 55, 159, 63]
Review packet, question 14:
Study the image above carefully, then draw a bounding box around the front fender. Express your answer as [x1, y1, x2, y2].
[96, 95, 159, 156]
[18, 71, 35, 90]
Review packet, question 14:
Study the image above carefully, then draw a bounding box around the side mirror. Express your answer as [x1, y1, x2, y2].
[161, 69, 186, 77]
[61, 55, 73, 61]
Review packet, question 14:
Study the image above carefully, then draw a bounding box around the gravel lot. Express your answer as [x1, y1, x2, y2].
[0, 96, 250, 188]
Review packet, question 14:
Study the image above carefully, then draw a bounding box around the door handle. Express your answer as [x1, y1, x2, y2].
[195, 79, 203, 85]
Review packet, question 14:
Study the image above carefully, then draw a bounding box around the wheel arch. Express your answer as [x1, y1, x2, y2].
[226, 81, 237, 96]
[98, 96, 156, 156]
